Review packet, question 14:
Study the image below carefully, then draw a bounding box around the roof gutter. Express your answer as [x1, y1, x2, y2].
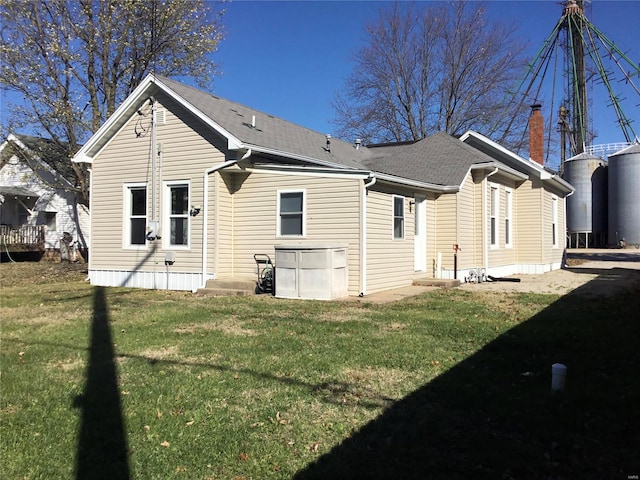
[199, 148, 251, 291]
[374, 172, 457, 193]
[470, 162, 528, 182]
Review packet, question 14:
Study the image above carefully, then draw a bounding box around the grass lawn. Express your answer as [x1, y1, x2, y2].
[1, 263, 638, 479]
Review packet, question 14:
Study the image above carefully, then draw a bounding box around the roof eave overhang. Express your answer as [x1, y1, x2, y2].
[460, 130, 574, 194]
[374, 172, 457, 193]
[72, 74, 244, 164]
[247, 162, 372, 179]
[470, 161, 528, 182]
[240, 143, 364, 171]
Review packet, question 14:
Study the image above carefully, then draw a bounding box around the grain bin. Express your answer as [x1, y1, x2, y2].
[564, 152, 608, 247]
[608, 143, 640, 247]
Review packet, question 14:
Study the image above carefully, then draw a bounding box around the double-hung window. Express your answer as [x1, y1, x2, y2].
[505, 188, 512, 247]
[393, 196, 404, 239]
[166, 183, 190, 247]
[490, 184, 498, 247]
[278, 190, 305, 236]
[126, 184, 147, 247]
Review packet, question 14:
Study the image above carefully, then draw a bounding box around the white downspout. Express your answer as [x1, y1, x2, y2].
[198, 149, 251, 291]
[483, 167, 499, 274]
[360, 175, 376, 296]
[150, 97, 157, 223]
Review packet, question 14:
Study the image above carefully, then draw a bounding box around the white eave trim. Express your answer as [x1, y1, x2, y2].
[460, 130, 574, 194]
[460, 130, 541, 174]
[470, 161, 528, 182]
[72, 75, 157, 163]
[152, 76, 243, 151]
[247, 163, 372, 179]
[374, 172, 457, 193]
[71, 73, 243, 164]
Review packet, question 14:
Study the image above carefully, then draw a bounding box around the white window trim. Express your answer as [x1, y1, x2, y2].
[392, 195, 405, 240]
[505, 187, 513, 249]
[163, 180, 191, 250]
[277, 189, 306, 238]
[552, 195, 558, 248]
[123, 182, 148, 250]
[490, 183, 499, 249]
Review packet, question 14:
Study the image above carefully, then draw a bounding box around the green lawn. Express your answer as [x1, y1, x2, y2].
[1, 263, 638, 479]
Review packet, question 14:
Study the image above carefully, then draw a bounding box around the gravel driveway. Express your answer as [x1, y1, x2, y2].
[458, 249, 640, 296]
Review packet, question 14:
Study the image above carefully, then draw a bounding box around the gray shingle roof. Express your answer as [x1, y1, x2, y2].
[3, 134, 77, 184]
[157, 76, 371, 170]
[363, 132, 497, 186]
[157, 77, 505, 188]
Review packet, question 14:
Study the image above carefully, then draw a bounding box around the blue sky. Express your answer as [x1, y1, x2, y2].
[212, 0, 639, 156]
[2, 0, 638, 162]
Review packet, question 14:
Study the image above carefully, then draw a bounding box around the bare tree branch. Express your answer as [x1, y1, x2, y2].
[1, 0, 225, 205]
[332, 1, 530, 148]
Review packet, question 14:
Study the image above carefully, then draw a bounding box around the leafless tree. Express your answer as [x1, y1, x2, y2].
[333, 1, 530, 147]
[1, 0, 225, 204]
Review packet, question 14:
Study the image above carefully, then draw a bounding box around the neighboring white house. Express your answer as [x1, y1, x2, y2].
[0, 134, 90, 258]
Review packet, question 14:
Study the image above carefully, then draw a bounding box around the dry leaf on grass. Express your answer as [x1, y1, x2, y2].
[160, 440, 170, 448]
[276, 411, 288, 425]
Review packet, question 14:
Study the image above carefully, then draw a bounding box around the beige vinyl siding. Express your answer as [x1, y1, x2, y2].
[426, 192, 438, 277]
[541, 191, 565, 265]
[456, 173, 477, 271]
[90, 93, 226, 274]
[214, 171, 234, 277]
[225, 171, 362, 294]
[513, 179, 544, 264]
[366, 187, 415, 293]
[434, 192, 457, 270]
[473, 175, 484, 267]
[542, 192, 553, 262]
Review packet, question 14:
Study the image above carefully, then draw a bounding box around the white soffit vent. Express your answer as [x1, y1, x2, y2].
[157, 109, 167, 125]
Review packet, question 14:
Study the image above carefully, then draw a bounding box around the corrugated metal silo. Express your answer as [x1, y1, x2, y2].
[608, 143, 640, 246]
[564, 152, 608, 247]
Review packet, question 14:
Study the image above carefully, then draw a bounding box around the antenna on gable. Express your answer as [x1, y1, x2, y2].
[151, 0, 157, 76]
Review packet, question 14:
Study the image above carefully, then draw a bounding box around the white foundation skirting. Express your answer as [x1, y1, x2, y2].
[440, 262, 563, 280]
[89, 269, 205, 292]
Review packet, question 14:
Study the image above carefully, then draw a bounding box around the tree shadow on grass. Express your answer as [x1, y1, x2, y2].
[295, 269, 640, 480]
[73, 286, 130, 480]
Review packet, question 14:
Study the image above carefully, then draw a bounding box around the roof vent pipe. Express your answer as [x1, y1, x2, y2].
[355, 138, 362, 150]
[251, 115, 256, 128]
[326, 134, 331, 153]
